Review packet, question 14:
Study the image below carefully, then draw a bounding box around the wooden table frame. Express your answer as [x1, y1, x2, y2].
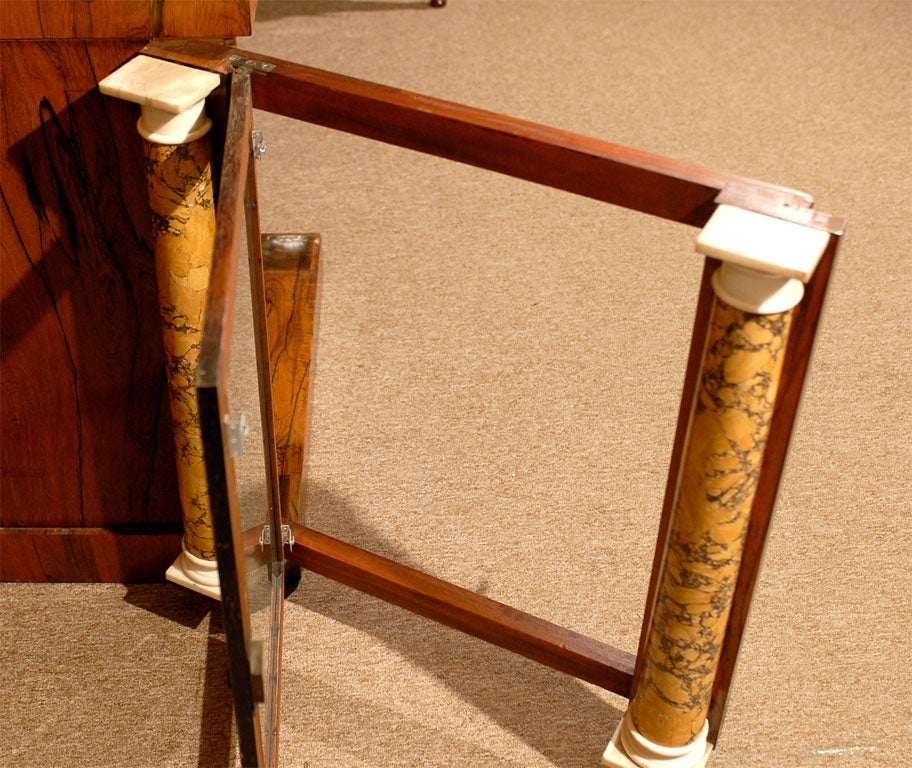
[151, 39, 845, 768]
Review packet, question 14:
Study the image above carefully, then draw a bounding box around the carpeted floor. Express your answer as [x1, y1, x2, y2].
[2, 1, 910, 767]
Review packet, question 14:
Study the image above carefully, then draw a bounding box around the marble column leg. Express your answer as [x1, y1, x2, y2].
[145, 138, 221, 597]
[605, 293, 795, 768]
[99, 55, 224, 598]
[603, 202, 830, 768]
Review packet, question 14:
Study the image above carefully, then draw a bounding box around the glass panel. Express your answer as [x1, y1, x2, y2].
[199, 70, 285, 768]
[232, 167, 286, 765]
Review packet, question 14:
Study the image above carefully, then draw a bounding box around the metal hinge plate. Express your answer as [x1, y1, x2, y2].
[259, 524, 294, 550]
[251, 130, 266, 161]
[228, 54, 275, 74]
[224, 413, 249, 458]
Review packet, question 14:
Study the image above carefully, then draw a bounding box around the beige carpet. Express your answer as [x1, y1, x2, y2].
[2, 1, 910, 767]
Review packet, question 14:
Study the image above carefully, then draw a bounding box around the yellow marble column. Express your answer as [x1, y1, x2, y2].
[629, 298, 791, 757]
[100, 56, 222, 598]
[147, 139, 216, 560]
[604, 205, 830, 768]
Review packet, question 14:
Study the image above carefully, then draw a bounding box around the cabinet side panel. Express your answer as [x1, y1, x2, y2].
[161, 0, 255, 37]
[0, 1, 156, 41]
[1, 40, 179, 530]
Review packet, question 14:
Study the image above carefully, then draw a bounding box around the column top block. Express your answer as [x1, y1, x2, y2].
[99, 55, 221, 114]
[696, 204, 831, 283]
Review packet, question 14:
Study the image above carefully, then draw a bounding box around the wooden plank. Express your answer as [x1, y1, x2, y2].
[287, 524, 636, 696]
[142, 38, 237, 74]
[161, 0, 255, 38]
[241, 56, 821, 229]
[140, 40, 846, 232]
[262, 234, 321, 523]
[0, 0, 155, 40]
[0, 528, 182, 582]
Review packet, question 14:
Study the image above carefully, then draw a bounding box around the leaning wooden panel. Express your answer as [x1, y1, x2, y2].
[262, 234, 321, 524]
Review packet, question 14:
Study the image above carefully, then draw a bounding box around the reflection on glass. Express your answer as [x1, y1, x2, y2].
[229, 228, 284, 767]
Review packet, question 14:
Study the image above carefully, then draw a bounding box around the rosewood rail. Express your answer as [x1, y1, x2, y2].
[143, 39, 845, 767]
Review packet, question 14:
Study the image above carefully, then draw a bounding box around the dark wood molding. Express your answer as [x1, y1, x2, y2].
[0, 527, 183, 582]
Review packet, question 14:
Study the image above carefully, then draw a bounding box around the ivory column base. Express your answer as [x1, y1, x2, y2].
[603, 714, 711, 768]
[166, 544, 221, 600]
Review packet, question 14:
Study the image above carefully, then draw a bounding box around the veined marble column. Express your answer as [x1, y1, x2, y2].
[100, 57, 222, 599]
[604, 205, 830, 768]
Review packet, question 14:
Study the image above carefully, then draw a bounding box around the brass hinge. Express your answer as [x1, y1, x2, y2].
[258, 524, 294, 550]
[229, 53, 275, 74]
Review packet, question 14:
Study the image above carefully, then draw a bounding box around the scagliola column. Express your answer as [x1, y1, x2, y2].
[100, 57, 222, 598]
[604, 205, 830, 768]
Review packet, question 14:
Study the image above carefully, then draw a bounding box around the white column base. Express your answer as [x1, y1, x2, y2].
[166, 545, 221, 600]
[603, 714, 712, 768]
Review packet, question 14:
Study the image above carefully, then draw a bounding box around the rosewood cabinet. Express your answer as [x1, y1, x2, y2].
[0, 1, 255, 581]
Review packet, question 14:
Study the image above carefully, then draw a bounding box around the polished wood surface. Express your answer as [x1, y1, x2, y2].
[262, 234, 321, 524]
[0, 3, 255, 582]
[1, 40, 178, 539]
[141, 40, 843, 234]
[0, 0, 255, 40]
[286, 523, 637, 696]
[0, 527, 182, 581]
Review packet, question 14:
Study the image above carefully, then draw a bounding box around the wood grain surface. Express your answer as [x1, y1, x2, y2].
[0, 0, 255, 40]
[262, 234, 321, 524]
[1, 40, 179, 541]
